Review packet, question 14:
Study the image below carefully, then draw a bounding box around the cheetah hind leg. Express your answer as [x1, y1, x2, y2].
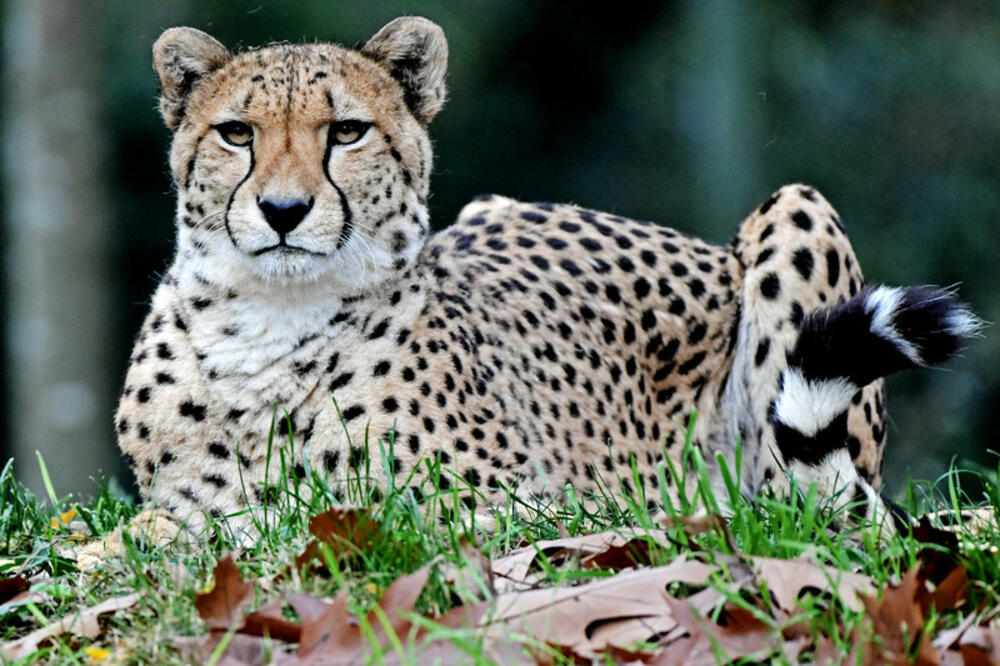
[770, 285, 980, 533]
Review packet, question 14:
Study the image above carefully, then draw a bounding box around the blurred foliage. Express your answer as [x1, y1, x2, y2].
[7, 0, 999, 492]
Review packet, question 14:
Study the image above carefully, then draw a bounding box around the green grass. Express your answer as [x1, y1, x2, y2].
[1, 427, 999, 664]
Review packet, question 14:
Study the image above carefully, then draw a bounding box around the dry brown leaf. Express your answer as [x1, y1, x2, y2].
[917, 564, 969, 615]
[436, 538, 494, 603]
[295, 564, 430, 663]
[196, 554, 255, 631]
[175, 633, 299, 666]
[241, 610, 302, 644]
[957, 626, 1000, 666]
[649, 600, 775, 665]
[295, 506, 380, 571]
[491, 528, 672, 593]
[857, 566, 939, 666]
[752, 555, 874, 613]
[1, 592, 140, 660]
[0, 575, 28, 605]
[487, 554, 722, 657]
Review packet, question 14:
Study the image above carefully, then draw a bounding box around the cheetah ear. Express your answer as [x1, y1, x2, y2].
[153, 27, 230, 131]
[362, 17, 448, 124]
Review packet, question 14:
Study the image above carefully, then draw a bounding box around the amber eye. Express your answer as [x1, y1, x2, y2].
[329, 120, 370, 146]
[214, 121, 253, 147]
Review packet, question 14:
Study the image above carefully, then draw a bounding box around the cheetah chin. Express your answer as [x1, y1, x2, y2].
[114, 16, 980, 539]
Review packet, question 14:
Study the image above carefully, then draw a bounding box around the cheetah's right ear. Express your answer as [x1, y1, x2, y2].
[362, 17, 448, 124]
[153, 27, 230, 131]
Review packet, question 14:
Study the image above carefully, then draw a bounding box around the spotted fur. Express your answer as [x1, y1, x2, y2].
[116, 18, 977, 536]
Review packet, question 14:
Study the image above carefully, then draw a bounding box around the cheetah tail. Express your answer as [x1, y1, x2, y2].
[772, 285, 980, 449]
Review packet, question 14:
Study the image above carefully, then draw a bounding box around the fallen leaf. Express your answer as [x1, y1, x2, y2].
[0, 575, 28, 605]
[83, 645, 111, 661]
[752, 555, 874, 613]
[195, 554, 254, 631]
[488, 554, 723, 657]
[1, 593, 140, 660]
[958, 626, 1000, 666]
[857, 566, 938, 666]
[296, 564, 430, 663]
[436, 538, 494, 603]
[295, 506, 381, 571]
[491, 528, 672, 593]
[650, 600, 776, 665]
[916, 564, 968, 615]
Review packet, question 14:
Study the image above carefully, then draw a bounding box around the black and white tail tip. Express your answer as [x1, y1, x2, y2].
[770, 285, 980, 466]
[863, 285, 980, 368]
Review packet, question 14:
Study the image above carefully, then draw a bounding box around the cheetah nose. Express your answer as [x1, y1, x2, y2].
[258, 197, 314, 236]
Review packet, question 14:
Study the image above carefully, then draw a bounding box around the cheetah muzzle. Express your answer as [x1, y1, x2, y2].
[115, 17, 980, 538]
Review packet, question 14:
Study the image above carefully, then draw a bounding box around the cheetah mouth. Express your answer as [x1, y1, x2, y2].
[252, 242, 327, 258]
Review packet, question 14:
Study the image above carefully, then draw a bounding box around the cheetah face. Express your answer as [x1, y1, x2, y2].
[152, 19, 447, 288]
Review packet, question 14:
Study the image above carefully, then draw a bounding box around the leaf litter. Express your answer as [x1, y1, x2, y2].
[10, 503, 1000, 663]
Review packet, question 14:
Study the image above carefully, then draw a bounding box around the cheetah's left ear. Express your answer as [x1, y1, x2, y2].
[362, 17, 448, 124]
[153, 27, 231, 131]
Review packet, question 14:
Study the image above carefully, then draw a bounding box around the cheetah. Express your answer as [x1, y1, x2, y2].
[115, 17, 978, 537]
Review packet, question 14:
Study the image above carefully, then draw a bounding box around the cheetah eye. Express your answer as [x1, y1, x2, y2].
[214, 121, 253, 147]
[329, 120, 370, 146]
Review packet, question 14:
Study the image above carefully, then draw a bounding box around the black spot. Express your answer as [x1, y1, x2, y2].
[759, 195, 778, 215]
[559, 259, 582, 276]
[633, 277, 651, 300]
[792, 248, 814, 280]
[678, 351, 706, 375]
[341, 405, 366, 422]
[760, 273, 781, 299]
[323, 450, 340, 472]
[179, 401, 206, 421]
[792, 210, 813, 231]
[754, 338, 770, 367]
[826, 249, 841, 287]
[687, 322, 707, 345]
[330, 372, 354, 391]
[208, 442, 229, 459]
[789, 302, 804, 328]
[203, 473, 227, 488]
[382, 397, 399, 413]
[530, 255, 550, 271]
[755, 247, 775, 266]
[372, 360, 391, 376]
[137, 387, 151, 403]
[368, 319, 390, 340]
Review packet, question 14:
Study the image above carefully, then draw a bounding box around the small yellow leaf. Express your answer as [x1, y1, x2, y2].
[363, 582, 378, 595]
[50, 508, 78, 528]
[84, 646, 111, 661]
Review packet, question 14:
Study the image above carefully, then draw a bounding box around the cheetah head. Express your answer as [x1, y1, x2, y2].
[153, 18, 447, 288]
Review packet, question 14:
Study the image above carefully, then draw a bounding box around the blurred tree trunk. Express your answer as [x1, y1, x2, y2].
[2, 0, 115, 499]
